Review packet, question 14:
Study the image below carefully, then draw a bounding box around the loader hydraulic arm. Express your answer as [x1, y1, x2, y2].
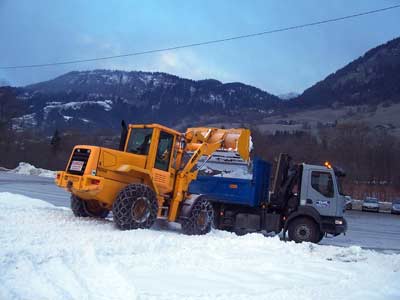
[168, 127, 251, 221]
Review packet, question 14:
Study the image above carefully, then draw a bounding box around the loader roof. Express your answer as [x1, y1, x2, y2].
[128, 123, 181, 136]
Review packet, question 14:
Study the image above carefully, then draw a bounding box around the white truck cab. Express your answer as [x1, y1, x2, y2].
[300, 164, 346, 218]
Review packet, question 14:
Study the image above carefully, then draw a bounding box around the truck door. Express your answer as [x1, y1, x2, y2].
[152, 131, 175, 194]
[305, 169, 337, 217]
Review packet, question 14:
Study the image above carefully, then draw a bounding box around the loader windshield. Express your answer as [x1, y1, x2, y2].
[126, 128, 153, 155]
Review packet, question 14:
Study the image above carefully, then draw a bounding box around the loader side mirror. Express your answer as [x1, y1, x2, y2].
[119, 120, 128, 151]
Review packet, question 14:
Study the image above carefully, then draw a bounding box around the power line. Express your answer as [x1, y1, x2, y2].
[1, 4, 400, 70]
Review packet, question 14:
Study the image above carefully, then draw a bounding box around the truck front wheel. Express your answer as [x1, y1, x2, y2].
[112, 184, 158, 230]
[71, 195, 109, 218]
[288, 217, 320, 243]
[181, 198, 214, 235]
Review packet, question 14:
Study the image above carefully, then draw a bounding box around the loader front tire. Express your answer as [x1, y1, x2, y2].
[70, 195, 109, 218]
[181, 198, 214, 235]
[112, 184, 158, 230]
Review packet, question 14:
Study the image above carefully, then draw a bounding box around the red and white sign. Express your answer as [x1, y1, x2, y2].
[70, 160, 84, 171]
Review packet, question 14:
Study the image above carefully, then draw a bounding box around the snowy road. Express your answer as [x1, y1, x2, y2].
[1, 171, 399, 252]
[1, 172, 400, 299]
[1, 193, 400, 300]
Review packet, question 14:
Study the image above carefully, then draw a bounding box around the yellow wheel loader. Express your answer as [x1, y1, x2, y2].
[55, 123, 251, 234]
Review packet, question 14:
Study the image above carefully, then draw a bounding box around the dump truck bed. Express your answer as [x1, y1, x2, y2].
[189, 158, 271, 207]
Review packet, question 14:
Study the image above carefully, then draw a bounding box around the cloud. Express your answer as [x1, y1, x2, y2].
[0, 78, 10, 87]
[76, 36, 236, 83]
[153, 50, 235, 82]
[54, 33, 236, 84]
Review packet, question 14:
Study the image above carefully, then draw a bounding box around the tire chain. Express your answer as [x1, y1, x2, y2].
[112, 184, 158, 230]
[181, 198, 214, 235]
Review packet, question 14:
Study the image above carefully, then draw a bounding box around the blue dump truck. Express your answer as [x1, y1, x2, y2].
[188, 154, 347, 243]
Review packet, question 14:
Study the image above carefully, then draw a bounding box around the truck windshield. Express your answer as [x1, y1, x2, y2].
[126, 128, 153, 155]
[336, 176, 345, 196]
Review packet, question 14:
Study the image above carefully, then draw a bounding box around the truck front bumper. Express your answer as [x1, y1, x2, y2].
[321, 216, 347, 236]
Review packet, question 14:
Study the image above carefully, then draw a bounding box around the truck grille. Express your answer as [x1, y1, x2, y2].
[67, 148, 91, 175]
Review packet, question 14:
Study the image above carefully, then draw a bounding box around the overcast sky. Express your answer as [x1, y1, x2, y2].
[0, 0, 399, 94]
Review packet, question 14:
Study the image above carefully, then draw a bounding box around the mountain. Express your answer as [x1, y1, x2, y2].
[278, 92, 300, 100]
[10, 70, 281, 132]
[295, 37, 400, 107]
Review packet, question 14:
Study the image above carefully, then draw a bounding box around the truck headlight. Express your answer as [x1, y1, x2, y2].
[335, 219, 343, 225]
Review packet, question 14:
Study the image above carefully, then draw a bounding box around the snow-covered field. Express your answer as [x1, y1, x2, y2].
[1, 192, 399, 300]
[7, 162, 56, 178]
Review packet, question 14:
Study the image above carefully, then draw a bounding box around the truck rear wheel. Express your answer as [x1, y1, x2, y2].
[112, 184, 158, 230]
[181, 198, 214, 235]
[70, 195, 109, 218]
[288, 217, 320, 243]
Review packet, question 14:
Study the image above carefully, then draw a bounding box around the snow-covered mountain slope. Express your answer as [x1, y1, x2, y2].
[1, 192, 399, 300]
[278, 92, 300, 100]
[296, 37, 400, 107]
[9, 70, 281, 132]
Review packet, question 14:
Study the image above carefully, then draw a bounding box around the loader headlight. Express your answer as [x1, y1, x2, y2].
[335, 219, 343, 225]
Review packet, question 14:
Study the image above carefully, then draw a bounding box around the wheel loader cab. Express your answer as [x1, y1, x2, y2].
[125, 127, 153, 156]
[124, 125, 180, 195]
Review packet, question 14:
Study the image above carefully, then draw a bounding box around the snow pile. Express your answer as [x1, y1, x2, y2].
[9, 162, 56, 178]
[203, 162, 253, 179]
[198, 151, 253, 179]
[1, 192, 399, 300]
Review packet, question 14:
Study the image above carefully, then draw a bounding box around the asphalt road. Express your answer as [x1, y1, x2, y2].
[1, 171, 399, 252]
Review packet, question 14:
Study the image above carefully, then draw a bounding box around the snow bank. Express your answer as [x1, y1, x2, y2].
[1, 192, 399, 300]
[9, 162, 55, 178]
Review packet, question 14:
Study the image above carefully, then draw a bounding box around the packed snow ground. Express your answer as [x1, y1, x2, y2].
[1, 192, 399, 300]
[8, 162, 56, 178]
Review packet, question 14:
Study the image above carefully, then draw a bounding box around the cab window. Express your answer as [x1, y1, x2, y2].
[126, 128, 153, 155]
[155, 131, 174, 171]
[311, 171, 334, 198]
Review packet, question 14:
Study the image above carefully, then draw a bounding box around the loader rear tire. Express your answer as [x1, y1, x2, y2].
[112, 184, 158, 230]
[70, 195, 109, 218]
[181, 198, 214, 235]
[71, 195, 88, 217]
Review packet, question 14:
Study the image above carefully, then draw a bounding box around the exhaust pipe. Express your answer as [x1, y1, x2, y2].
[119, 120, 128, 151]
